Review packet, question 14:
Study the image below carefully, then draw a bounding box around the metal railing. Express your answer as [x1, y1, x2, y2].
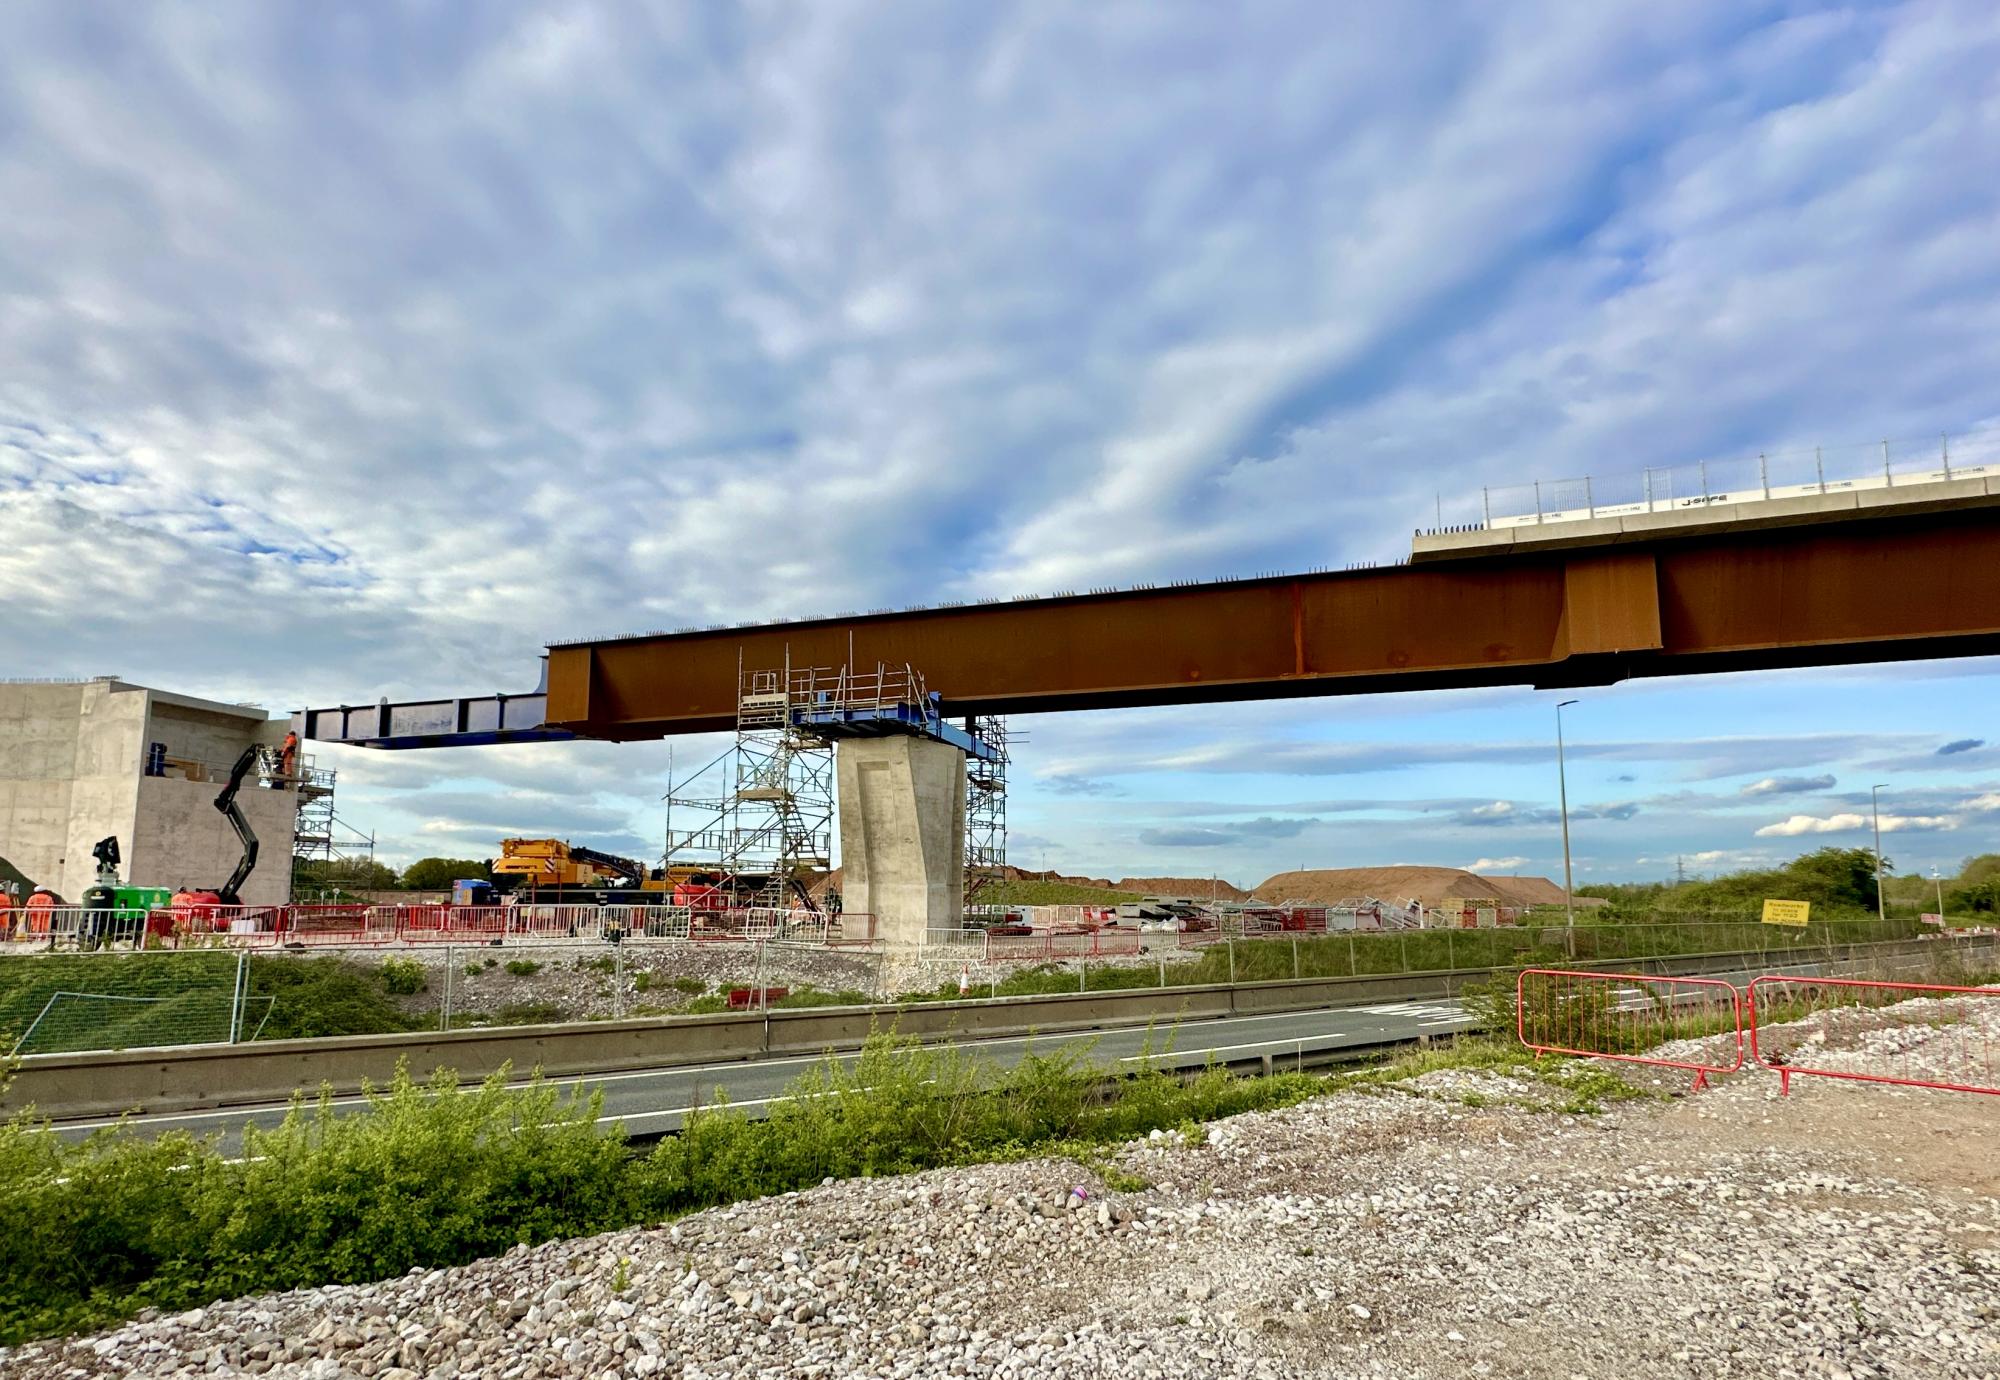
[1517, 968, 1746, 1091]
[1748, 975, 2000, 1097]
[3, 902, 876, 952]
[1447, 428, 2000, 531]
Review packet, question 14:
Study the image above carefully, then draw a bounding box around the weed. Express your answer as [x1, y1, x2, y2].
[670, 976, 706, 995]
[632, 972, 652, 994]
[503, 959, 542, 978]
[611, 1256, 630, 1293]
[377, 957, 427, 997]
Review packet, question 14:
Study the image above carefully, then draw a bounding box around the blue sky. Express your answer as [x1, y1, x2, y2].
[2, 2, 1997, 887]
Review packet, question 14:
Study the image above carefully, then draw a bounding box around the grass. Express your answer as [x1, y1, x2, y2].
[974, 880, 1142, 906]
[1327, 1036, 1654, 1114]
[0, 954, 427, 1052]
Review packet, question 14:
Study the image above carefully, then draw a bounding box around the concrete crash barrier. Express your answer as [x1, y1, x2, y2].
[8, 933, 1994, 1122]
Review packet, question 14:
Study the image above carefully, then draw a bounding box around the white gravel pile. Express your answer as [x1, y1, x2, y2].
[8, 1002, 1998, 1378]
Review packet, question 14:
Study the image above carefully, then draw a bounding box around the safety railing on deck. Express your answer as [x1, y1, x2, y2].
[1439, 428, 2000, 531]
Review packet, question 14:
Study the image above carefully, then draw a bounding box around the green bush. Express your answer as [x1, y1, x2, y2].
[249, 959, 426, 1041]
[670, 976, 706, 995]
[378, 958, 427, 996]
[0, 1032, 1332, 1344]
[0, 1066, 629, 1343]
[632, 971, 651, 993]
[503, 959, 542, 977]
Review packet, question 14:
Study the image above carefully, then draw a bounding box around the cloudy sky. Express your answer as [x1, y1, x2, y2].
[3, 1, 1997, 887]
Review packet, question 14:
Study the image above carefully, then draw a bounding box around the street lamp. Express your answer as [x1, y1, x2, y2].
[1870, 784, 1888, 926]
[1932, 866, 1945, 925]
[1557, 700, 1579, 930]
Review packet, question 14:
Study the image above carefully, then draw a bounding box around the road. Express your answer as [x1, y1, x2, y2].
[44, 949, 1926, 1151]
[48, 1000, 1481, 1151]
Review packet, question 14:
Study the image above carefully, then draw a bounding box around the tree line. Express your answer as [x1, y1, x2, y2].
[1578, 846, 2000, 917]
[291, 856, 493, 894]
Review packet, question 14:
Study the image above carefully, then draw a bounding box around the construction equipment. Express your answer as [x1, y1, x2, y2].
[172, 746, 267, 918]
[491, 837, 675, 902]
[77, 836, 171, 948]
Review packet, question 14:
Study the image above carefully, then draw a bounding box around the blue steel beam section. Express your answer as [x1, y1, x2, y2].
[294, 689, 573, 750]
[297, 675, 996, 758]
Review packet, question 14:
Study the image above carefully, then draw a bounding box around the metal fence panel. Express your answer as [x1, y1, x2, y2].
[1516, 968, 1745, 1090]
[1748, 975, 2000, 1097]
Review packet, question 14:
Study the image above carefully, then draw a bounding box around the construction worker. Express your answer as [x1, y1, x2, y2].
[277, 730, 300, 786]
[25, 886, 57, 936]
[0, 885, 13, 938]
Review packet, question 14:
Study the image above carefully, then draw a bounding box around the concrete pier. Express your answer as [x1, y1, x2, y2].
[835, 736, 965, 947]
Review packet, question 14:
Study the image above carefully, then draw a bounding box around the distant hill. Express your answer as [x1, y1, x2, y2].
[1254, 866, 1604, 910]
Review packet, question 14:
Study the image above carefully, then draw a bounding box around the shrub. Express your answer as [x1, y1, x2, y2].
[378, 958, 427, 996]
[632, 972, 651, 993]
[503, 959, 542, 977]
[0, 1065, 630, 1344]
[250, 959, 426, 1041]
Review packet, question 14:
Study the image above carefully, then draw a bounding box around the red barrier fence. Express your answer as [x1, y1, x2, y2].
[5, 901, 871, 950]
[1517, 968, 1746, 1091]
[983, 926, 1144, 962]
[1748, 976, 2000, 1097]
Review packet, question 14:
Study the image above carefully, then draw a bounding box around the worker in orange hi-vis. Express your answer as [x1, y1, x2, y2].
[278, 729, 300, 786]
[25, 886, 57, 935]
[0, 886, 13, 938]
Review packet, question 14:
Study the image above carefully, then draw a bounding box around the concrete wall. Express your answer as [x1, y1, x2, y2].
[0, 681, 148, 899]
[129, 775, 296, 906]
[146, 695, 272, 776]
[836, 736, 966, 947]
[0, 679, 289, 902]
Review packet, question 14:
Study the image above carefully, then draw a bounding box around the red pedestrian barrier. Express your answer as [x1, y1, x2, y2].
[1516, 968, 1745, 1091]
[1748, 976, 2000, 1097]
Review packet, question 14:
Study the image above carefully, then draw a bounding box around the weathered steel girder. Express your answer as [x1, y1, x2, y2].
[533, 506, 2000, 741]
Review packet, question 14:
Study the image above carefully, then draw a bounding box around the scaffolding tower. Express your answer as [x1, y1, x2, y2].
[664, 654, 835, 912]
[289, 754, 378, 888]
[664, 658, 1006, 913]
[964, 715, 1010, 899]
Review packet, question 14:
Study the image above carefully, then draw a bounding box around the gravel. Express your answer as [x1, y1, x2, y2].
[7, 999, 1998, 1378]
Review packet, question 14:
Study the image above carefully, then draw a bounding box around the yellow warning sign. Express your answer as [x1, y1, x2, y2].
[1761, 899, 1811, 928]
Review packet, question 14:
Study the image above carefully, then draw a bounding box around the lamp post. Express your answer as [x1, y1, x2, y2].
[1870, 784, 1888, 926]
[1557, 700, 1579, 931]
[1933, 866, 1945, 925]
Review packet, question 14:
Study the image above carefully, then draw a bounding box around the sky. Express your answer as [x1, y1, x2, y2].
[2, 1, 1998, 888]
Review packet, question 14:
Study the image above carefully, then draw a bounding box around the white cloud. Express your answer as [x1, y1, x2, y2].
[1755, 812, 1958, 837]
[2, 3, 1998, 884]
[1465, 856, 1529, 872]
[1740, 774, 1837, 797]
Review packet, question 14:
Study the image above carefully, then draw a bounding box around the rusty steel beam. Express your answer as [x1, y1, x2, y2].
[539, 507, 2000, 740]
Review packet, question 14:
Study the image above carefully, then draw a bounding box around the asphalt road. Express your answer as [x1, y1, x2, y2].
[49, 999, 1482, 1151]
